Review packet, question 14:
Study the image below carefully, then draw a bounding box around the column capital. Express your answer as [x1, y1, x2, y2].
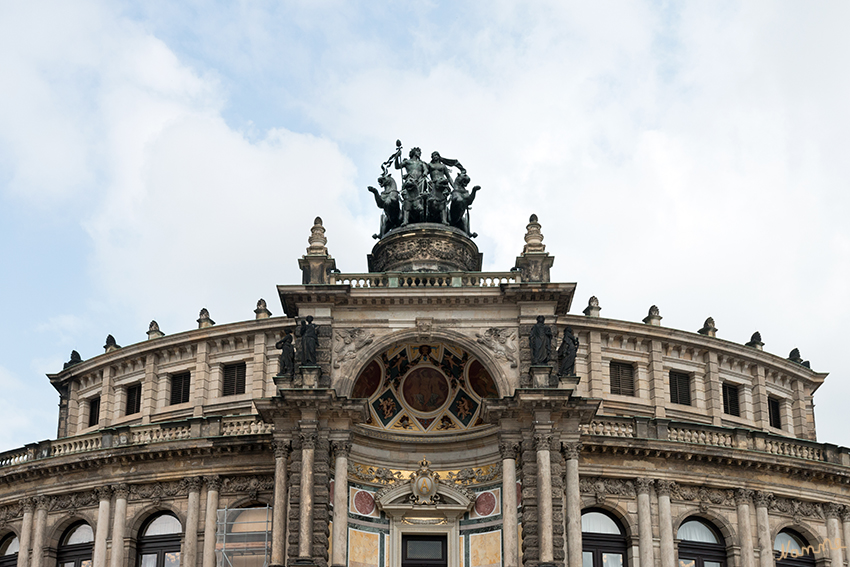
[753, 491, 773, 508]
[205, 475, 222, 492]
[499, 441, 520, 460]
[840, 505, 850, 523]
[112, 484, 130, 499]
[533, 433, 553, 451]
[272, 440, 291, 459]
[332, 441, 352, 458]
[561, 442, 583, 460]
[300, 431, 318, 449]
[34, 495, 50, 511]
[21, 496, 36, 513]
[655, 479, 676, 497]
[93, 486, 113, 501]
[825, 502, 844, 519]
[635, 478, 655, 495]
[184, 476, 203, 493]
[735, 489, 753, 505]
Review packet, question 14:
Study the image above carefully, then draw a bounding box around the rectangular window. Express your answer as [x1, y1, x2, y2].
[88, 397, 100, 428]
[722, 383, 740, 416]
[126, 384, 141, 415]
[222, 363, 246, 396]
[669, 370, 691, 406]
[170, 372, 191, 405]
[768, 397, 782, 428]
[609, 361, 635, 396]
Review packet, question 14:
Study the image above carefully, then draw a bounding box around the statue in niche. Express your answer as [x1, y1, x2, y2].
[368, 170, 402, 239]
[299, 316, 319, 366]
[529, 316, 553, 365]
[557, 327, 579, 376]
[394, 143, 428, 225]
[449, 172, 480, 237]
[426, 151, 464, 225]
[275, 328, 295, 376]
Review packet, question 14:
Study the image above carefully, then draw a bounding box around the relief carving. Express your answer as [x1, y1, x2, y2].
[476, 328, 518, 367]
[332, 328, 375, 368]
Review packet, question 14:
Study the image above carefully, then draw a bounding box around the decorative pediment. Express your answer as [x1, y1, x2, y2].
[374, 458, 475, 520]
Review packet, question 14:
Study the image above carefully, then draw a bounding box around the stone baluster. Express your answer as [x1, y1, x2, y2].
[735, 490, 755, 567]
[635, 479, 655, 567]
[754, 492, 774, 567]
[331, 440, 351, 567]
[562, 442, 583, 567]
[270, 442, 290, 567]
[16, 498, 34, 567]
[826, 504, 845, 567]
[500, 441, 521, 567]
[535, 433, 555, 566]
[203, 476, 222, 567]
[30, 497, 49, 567]
[183, 477, 202, 567]
[92, 486, 112, 567]
[298, 430, 318, 560]
[110, 485, 130, 567]
[656, 481, 675, 567]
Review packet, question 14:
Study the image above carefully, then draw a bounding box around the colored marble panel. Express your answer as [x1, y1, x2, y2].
[470, 531, 501, 567]
[402, 367, 449, 412]
[349, 529, 380, 567]
[468, 360, 499, 398]
[349, 487, 379, 518]
[352, 360, 382, 399]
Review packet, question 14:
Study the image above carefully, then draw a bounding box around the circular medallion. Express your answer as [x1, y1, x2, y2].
[354, 490, 375, 515]
[475, 491, 496, 516]
[402, 367, 449, 413]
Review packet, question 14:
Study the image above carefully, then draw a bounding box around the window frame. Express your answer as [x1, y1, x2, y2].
[774, 529, 816, 567]
[768, 397, 782, 429]
[722, 383, 740, 417]
[222, 363, 247, 397]
[582, 509, 628, 567]
[169, 372, 191, 406]
[137, 513, 183, 567]
[609, 361, 636, 397]
[87, 397, 100, 428]
[669, 370, 692, 406]
[57, 522, 94, 567]
[125, 384, 142, 416]
[676, 518, 726, 567]
[0, 533, 19, 567]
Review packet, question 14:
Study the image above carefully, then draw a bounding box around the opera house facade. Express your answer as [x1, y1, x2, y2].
[1, 148, 847, 567]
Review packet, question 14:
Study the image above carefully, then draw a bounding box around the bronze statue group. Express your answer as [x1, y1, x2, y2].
[530, 316, 579, 378]
[275, 316, 319, 377]
[368, 140, 481, 239]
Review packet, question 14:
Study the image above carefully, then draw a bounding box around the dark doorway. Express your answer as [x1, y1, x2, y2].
[401, 535, 447, 567]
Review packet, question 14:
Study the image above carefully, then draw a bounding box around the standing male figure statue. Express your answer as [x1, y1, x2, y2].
[557, 327, 579, 376]
[394, 146, 428, 225]
[275, 328, 296, 376]
[300, 315, 319, 366]
[529, 316, 553, 365]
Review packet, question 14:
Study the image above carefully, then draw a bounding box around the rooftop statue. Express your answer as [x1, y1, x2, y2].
[369, 140, 479, 238]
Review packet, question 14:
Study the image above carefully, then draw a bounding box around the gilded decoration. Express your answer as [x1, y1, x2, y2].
[348, 461, 501, 487]
[352, 342, 498, 433]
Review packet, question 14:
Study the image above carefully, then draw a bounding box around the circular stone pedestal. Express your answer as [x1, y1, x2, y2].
[367, 224, 483, 273]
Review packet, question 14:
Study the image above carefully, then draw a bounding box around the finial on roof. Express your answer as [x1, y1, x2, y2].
[64, 350, 82, 370]
[643, 305, 662, 326]
[522, 214, 546, 254]
[306, 216, 330, 256]
[583, 296, 601, 318]
[104, 334, 121, 353]
[787, 348, 810, 368]
[147, 320, 165, 340]
[299, 217, 337, 284]
[745, 331, 764, 350]
[514, 213, 553, 282]
[255, 298, 272, 319]
[198, 308, 215, 329]
[698, 317, 717, 337]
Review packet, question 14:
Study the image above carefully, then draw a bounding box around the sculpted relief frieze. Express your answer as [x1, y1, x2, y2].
[333, 328, 376, 369]
[475, 328, 519, 368]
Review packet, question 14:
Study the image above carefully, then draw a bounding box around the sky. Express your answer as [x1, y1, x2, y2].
[0, 1, 848, 453]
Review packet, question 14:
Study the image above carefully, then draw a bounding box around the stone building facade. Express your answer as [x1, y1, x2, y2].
[0, 212, 847, 567]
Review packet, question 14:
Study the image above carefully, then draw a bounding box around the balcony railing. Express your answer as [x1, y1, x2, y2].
[329, 271, 521, 288]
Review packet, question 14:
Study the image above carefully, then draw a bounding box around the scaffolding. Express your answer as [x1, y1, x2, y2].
[215, 506, 272, 567]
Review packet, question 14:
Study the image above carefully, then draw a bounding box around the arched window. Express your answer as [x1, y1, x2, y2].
[138, 513, 182, 567]
[57, 523, 94, 567]
[216, 506, 272, 567]
[0, 534, 20, 567]
[677, 518, 726, 567]
[774, 529, 816, 567]
[582, 509, 628, 567]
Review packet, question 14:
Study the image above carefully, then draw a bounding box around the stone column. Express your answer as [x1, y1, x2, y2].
[735, 490, 755, 567]
[30, 497, 48, 567]
[841, 507, 850, 567]
[563, 443, 583, 567]
[656, 481, 675, 567]
[826, 504, 844, 567]
[500, 441, 520, 567]
[110, 485, 129, 567]
[535, 433, 554, 565]
[636, 479, 655, 567]
[298, 431, 318, 560]
[270, 443, 290, 567]
[754, 492, 774, 567]
[92, 486, 112, 567]
[331, 441, 351, 567]
[16, 498, 34, 567]
[203, 476, 221, 567]
[183, 477, 202, 567]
